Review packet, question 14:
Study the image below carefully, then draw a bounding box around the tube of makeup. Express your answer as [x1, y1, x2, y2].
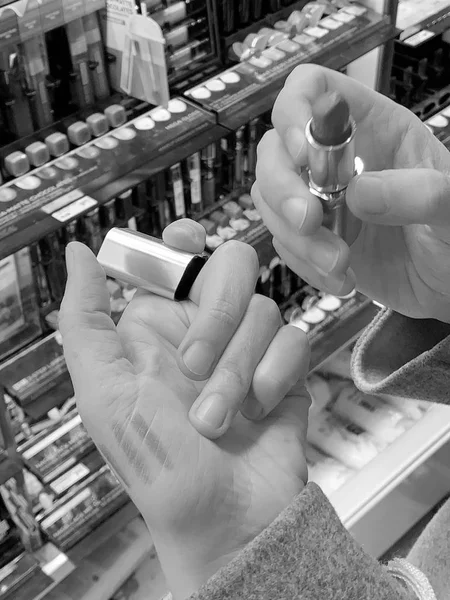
[307, 409, 380, 470]
[201, 143, 216, 206]
[65, 18, 95, 108]
[170, 163, 186, 218]
[83, 12, 110, 100]
[187, 153, 202, 215]
[234, 126, 245, 187]
[21, 36, 53, 129]
[0, 46, 34, 138]
[305, 91, 363, 245]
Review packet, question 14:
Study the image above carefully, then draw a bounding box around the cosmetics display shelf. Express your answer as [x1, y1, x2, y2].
[331, 402, 450, 558]
[0, 23, 398, 263]
[11, 502, 143, 600]
[411, 85, 450, 121]
[218, 0, 310, 49]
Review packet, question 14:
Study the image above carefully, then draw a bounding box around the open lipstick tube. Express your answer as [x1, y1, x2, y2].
[97, 228, 208, 300]
[305, 92, 364, 246]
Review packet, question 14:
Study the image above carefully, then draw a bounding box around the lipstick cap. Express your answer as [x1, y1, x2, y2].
[5, 152, 30, 177]
[105, 104, 127, 128]
[87, 113, 109, 137]
[97, 228, 208, 301]
[45, 132, 70, 157]
[25, 142, 50, 167]
[68, 122, 91, 146]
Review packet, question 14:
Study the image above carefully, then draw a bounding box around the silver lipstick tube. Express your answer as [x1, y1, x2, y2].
[97, 228, 208, 301]
[305, 117, 362, 245]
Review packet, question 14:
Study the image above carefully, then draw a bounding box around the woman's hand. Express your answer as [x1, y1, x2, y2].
[59, 220, 310, 599]
[254, 64, 450, 323]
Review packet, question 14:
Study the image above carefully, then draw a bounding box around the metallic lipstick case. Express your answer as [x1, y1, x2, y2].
[97, 228, 208, 301]
[305, 116, 364, 246]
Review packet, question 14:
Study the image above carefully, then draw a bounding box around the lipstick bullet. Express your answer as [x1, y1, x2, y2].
[305, 91, 363, 245]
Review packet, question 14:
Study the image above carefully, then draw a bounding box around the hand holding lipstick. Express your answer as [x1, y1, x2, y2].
[59, 221, 310, 599]
[254, 65, 450, 323]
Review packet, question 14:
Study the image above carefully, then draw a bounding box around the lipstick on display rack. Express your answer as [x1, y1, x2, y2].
[97, 228, 208, 301]
[305, 92, 363, 246]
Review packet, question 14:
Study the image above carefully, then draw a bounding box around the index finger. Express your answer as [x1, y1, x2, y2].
[272, 65, 381, 161]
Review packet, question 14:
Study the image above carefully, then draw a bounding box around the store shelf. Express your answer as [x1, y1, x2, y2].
[0, 118, 229, 262]
[10, 502, 142, 600]
[331, 403, 450, 558]
[0, 454, 22, 484]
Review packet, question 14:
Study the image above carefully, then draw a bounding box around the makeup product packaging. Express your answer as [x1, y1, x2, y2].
[47, 450, 105, 498]
[378, 394, 431, 422]
[0, 332, 72, 411]
[307, 409, 381, 470]
[0, 45, 35, 139]
[98, 228, 208, 300]
[332, 385, 416, 445]
[21, 36, 53, 130]
[38, 466, 128, 550]
[18, 412, 94, 484]
[305, 443, 356, 495]
[0, 552, 40, 599]
[83, 11, 110, 101]
[187, 152, 203, 214]
[65, 18, 95, 108]
[104, 3, 169, 106]
[169, 163, 186, 218]
[0, 249, 42, 362]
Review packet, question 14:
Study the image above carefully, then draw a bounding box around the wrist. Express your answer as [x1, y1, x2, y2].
[150, 530, 242, 600]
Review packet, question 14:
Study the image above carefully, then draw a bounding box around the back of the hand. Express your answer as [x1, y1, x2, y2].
[59, 223, 310, 598]
[254, 64, 450, 323]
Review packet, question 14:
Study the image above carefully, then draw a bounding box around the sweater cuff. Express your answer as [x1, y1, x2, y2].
[189, 482, 411, 600]
[351, 309, 450, 403]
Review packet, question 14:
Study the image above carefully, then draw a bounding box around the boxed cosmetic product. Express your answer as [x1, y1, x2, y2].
[185, 3, 391, 128]
[0, 552, 40, 599]
[0, 332, 73, 412]
[17, 412, 94, 483]
[101, 0, 169, 105]
[38, 466, 128, 550]
[0, 249, 42, 363]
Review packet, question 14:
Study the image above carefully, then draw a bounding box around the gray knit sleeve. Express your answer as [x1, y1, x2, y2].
[188, 483, 412, 600]
[352, 309, 450, 403]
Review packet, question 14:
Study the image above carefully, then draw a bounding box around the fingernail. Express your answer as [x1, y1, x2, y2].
[309, 241, 340, 276]
[182, 341, 215, 377]
[355, 175, 388, 215]
[324, 271, 347, 292]
[195, 394, 227, 429]
[242, 398, 264, 421]
[282, 197, 308, 231]
[65, 244, 75, 275]
[285, 126, 306, 161]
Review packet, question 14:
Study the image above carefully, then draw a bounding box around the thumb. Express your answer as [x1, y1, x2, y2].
[59, 242, 131, 403]
[346, 169, 450, 228]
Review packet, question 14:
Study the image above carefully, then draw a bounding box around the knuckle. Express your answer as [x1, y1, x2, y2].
[208, 297, 241, 328]
[219, 360, 249, 392]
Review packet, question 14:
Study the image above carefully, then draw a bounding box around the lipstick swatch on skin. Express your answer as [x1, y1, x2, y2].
[112, 421, 152, 483]
[130, 412, 174, 469]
